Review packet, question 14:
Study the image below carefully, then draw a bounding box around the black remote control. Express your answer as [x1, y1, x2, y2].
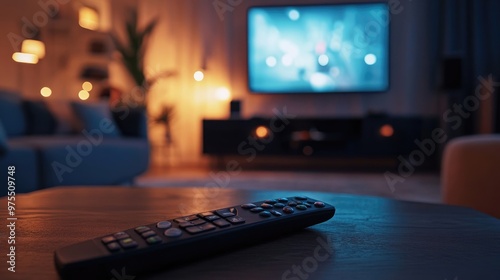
[54, 196, 335, 279]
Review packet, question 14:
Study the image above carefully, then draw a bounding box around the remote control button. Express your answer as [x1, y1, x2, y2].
[274, 203, 286, 208]
[114, 232, 130, 240]
[198, 212, 215, 218]
[250, 207, 265, 213]
[186, 223, 216, 234]
[191, 219, 207, 225]
[146, 236, 162, 245]
[287, 201, 297, 207]
[227, 216, 245, 224]
[179, 222, 194, 228]
[296, 205, 307, 211]
[270, 210, 282, 217]
[314, 201, 325, 208]
[265, 199, 277, 204]
[142, 230, 157, 238]
[212, 219, 231, 228]
[215, 208, 237, 217]
[119, 238, 138, 249]
[241, 203, 257, 209]
[164, 228, 183, 238]
[106, 242, 121, 252]
[102, 236, 116, 244]
[283, 206, 295, 214]
[135, 226, 151, 233]
[295, 196, 308, 200]
[157, 221, 172, 229]
[303, 203, 312, 208]
[204, 215, 221, 221]
[260, 203, 273, 209]
[174, 215, 198, 223]
[277, 198, 288, 203]
[259, 211, 272, 218]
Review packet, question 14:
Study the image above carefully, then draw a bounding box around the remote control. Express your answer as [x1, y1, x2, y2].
[54, 196, 335, 279]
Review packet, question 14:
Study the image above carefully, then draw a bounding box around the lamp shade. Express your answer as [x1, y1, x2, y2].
[12, 52, 39, 64]
[21, 39, 45, 59]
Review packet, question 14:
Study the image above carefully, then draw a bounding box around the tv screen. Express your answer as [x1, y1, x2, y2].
[247, 3, 390, 94]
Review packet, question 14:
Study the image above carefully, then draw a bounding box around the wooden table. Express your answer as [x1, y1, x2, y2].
[1, 187, 499, 280]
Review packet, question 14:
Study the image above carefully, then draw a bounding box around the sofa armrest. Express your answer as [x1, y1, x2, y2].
[113, 108, 148, 139]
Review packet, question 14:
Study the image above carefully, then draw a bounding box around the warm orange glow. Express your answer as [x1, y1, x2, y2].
[78, 90, 90, 101]
[255, 126, 270, 139]
[379, 124, 394, 137]
[22, 39, 45, 59]
[12, 52, 39, 64]
[40, 87, 52, 97]
[79, 6, 100, 31]
[82, 81, 93, 92]
[215, 87, 231, 101]
[194, 70, 205, 82]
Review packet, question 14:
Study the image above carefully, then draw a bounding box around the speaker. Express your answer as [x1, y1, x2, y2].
[441, 57, 462, 90]
[230, 100, 241, 118]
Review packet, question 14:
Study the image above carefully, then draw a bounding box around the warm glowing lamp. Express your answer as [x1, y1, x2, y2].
[79, 6, 100, 31]
[78, 90, 90, 101]
[40, 87, 52, 97]
[82, 81, 93, 92]
[12, 52, 39, 64]
[379, 124, 394, 137]
[215, 87, 231, 101]
[255, 126, 270, 139]
[21, 39, 46, 59]
[194, 71, 205, 82]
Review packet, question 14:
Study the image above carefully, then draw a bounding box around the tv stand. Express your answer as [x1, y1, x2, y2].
[202, 116, 438, 166]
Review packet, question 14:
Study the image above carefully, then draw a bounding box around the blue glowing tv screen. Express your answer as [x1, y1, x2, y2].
[247, 3, 389, 94]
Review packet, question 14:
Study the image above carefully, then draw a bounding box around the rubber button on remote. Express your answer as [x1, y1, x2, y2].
[157, 221, 172, 229]
[215, 208, 236, 217]
[204, 215, 220, 221]
[106, 242, 120, 252]
[135, 226, 150, 233]
[261, 203, 273, 209]
[296, 205, 307, 211]
[274, 203, 286, 208]
[141, 231, 157, 238]
[241, 203, 257, 209]
[314, 201, 325, 208]
[250, 207, 265, 213]
[186, 223, 216, 234]
[114, 232, 130, 240]
[102, 236, 116, 244]
[227, 216, 245, 224]
[277, 198, 288, 203]
[270, 210, 282, 216]
[265, 199, 277, 204]
[119, 238, 138, 249]
[164, 228, 182, 238]
[213, 219, 231, 228]
[259, 211, 272, 218]
[146, 236, 162, 245]
[295, 196, 308, 200]
[283, 206, 295, 214]
[287, 201, 297, 207]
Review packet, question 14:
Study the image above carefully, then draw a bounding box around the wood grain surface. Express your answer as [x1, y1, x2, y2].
[0, 187, 499, 280]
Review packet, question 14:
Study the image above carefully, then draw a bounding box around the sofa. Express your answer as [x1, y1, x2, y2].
[0, 89, 150, 196]
[442, 134, 500, 218]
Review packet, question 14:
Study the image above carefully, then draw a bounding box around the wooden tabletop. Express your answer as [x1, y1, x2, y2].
[1, 187, 499, 280]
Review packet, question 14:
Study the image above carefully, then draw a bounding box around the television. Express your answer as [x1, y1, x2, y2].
[247, 3, 390, 94]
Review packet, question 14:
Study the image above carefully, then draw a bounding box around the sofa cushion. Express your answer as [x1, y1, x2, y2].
[72, 102, 121, 137]
[0, 141, 39, 195]
[0, 121, 8, 156]
[23, 100, 58, 135]
[0, 90, 27, 137]
[45, 100, 81, 134]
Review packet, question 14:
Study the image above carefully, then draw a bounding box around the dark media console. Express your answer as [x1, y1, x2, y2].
[202, 116, 438, 162]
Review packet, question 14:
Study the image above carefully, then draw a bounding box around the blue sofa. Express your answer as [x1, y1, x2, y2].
[0, 89, 150, 196]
